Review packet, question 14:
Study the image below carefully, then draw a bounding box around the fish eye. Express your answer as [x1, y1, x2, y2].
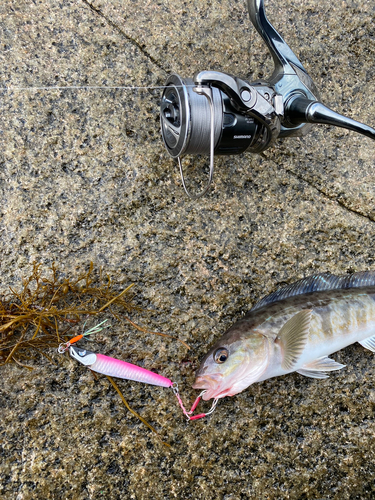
[214, 347, 229, 364]
[78, 350, 86, 357]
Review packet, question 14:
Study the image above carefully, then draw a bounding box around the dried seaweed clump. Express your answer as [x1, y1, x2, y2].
[0, 262, 185, 369]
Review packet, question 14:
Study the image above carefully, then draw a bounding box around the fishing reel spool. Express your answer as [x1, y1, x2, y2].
[160, 0, 375, 198]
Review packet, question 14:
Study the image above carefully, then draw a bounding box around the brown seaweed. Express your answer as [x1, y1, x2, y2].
[0, 262, 189, 368]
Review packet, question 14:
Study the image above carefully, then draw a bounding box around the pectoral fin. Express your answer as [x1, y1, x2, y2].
[276, 309, 312, 371]
[296, 356, 346, 379]
[359, 335, 375, 353]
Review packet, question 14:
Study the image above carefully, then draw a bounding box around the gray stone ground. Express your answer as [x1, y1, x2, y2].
[1, 0, 375, 498]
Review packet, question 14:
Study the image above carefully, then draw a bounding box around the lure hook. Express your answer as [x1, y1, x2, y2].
[57, 319, 109, 353]
[172, 382, 219, 421]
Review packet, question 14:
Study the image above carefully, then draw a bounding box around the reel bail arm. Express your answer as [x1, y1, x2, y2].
[176, 84, 216, 200]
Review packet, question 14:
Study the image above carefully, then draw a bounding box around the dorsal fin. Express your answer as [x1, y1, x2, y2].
[251, 271, 375, 312]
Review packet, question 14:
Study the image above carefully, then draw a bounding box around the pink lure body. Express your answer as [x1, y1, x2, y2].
[69, 345, 217, 420]
[90, 353, 172, 388]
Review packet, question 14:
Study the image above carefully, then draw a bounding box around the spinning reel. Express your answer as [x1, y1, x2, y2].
[160, 0, 375, 198]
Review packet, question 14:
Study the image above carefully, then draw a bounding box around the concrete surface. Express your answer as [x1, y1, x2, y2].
[1, 0, 375, 498]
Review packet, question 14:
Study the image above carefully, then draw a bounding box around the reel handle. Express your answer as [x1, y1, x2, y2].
[286, 96, 375, 141]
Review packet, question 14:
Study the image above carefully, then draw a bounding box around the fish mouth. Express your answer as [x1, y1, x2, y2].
[192, 374, 224, 400]
[191, 377, 209, 390]
[192, 374, 219, 390]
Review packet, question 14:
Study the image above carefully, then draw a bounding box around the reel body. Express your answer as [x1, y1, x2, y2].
[161, 75, 261, 158]
[160, 0, 375, 198]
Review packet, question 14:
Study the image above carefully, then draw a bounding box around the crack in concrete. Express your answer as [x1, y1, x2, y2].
[81, 0, 169, 75]
[286, 168, 375, 224]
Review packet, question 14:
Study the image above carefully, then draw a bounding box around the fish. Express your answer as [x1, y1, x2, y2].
[69, 346, 173, 388]
[192, 271, 375, 401]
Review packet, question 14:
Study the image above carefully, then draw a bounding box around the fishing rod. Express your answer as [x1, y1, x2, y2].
[160, 0, 375, 198]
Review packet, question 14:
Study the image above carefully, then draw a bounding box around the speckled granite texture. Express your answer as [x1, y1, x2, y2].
[1, 0, 375, 498]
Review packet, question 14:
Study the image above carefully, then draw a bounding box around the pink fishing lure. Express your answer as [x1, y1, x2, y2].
[69, 346, 172, 387]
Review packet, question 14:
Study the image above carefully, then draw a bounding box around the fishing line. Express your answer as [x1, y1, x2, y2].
[0, 84, 196, 92]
